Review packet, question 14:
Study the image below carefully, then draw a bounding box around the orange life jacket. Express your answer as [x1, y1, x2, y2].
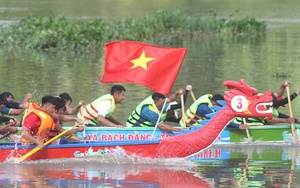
[21, 106, 55, 143]
[20, 102, 40, 126]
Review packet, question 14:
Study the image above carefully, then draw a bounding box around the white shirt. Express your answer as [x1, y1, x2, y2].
[96, 100, 112, 117]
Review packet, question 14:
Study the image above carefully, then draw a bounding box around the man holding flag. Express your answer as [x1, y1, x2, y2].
[126, 90, 184, 133]
[99, 40, 187, 131]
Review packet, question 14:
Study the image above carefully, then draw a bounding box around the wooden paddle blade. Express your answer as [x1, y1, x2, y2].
[17, 123, 80, 163]
[190, 90, 196, 102]
[286, 86, 298, 144]
[17, 147, 41, 163]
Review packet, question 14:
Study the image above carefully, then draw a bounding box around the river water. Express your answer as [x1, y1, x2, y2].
[1, 0, 300, 187]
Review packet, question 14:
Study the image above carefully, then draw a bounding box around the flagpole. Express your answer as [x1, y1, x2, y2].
[150, 97, 168, 141]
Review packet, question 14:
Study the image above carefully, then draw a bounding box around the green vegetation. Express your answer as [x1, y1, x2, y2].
[0, 9, 266, 52]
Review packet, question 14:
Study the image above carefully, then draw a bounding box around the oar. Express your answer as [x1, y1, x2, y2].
[180, 89, 194, 128]
[181, 94, 186, 128]
[190, 90, 196, 102]
[242, 118, 251, 139]
[0, 131, 11, 140]
[17, 123, 80, 163]
[288, 147, 297, 188]
[237, 152, 250, 187]
[286, 86, 298, 144]
[80, 106, 86, 138]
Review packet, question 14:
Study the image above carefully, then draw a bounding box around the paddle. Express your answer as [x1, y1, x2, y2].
[190, 90, 196, 102]
[80, 106, 86, 138]
[286, 86, 298, 144]
[0, 131, 11, 140]
[180, 88, 195, 128]
[242, 118, 251, 139]
[17, 123, 80, 163]
[288, 147, 297, 187]
[181, 94, 186, 128]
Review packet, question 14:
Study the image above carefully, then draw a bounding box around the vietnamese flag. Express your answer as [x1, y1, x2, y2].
[100, 41, 187, 95]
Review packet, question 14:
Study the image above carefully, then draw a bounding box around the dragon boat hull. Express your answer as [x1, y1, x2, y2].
[0, 140, 161, 163]
[0, 124, 298, 163]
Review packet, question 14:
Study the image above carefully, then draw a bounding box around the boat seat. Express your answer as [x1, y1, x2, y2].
[211, 105, 222, 111]
[198, 119, 209, 125]
[205, 113, 216, 119]
[216, 100, 227, 107]
[190, 125, 203, 131]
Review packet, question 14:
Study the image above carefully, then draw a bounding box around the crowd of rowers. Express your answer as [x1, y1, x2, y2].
[0, 81, 299, 148]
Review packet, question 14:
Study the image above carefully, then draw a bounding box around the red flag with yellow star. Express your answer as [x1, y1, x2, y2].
[100, 41, 187, 95]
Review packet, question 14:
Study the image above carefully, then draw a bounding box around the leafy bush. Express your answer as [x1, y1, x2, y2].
[0, 10, 266, 52]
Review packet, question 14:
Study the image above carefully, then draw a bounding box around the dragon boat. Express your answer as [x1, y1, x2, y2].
[0, 79, 274, 163]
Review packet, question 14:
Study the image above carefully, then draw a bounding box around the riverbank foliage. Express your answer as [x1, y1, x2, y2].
[0, 9, 266, 52]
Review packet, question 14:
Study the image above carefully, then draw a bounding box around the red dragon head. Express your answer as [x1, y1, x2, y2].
[223, 79, 273, 119]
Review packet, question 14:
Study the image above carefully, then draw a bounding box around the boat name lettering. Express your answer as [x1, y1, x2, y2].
[160, 134, 172, 138]
[87, 132, 174, 141]
[101, 134, 125, 141]
[128, 133, 152, 140]
[196, 149, 221, 159]
[87, 132, 99, 141]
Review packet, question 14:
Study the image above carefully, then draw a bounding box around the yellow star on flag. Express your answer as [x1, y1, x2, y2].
[130, 51, 155, 70]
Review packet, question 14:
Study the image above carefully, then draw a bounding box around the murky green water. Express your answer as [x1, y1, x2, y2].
[1, 0, 300, 187]
[1, 0, 300, 123]
[1, 144, 299, 187]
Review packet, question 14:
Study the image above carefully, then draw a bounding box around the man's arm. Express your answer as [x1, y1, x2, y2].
[267, 116, 294, 124]
[1, 107, 23, 116]
[6, 101, 22, 109]
[21, 127, 44, 149]
[107, 116, 125, 126]
[94, 100, 124, 127]
[142, 106, 181, 132]
[273, 80, 290, 98]
[169, 85, 193, 110]
[19, 93, 32, 109]
[158, 122, 183, 133]
[54, 122, 84, 137]
[65, 100, 85, 115]
[8, 108, 24, 115]
[167, 88, 184, 103]
[0, 124, 10, 132]
[97, 115, 125, 127]
[0, 115, 13, 124]
[52, 113, 82, 123]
